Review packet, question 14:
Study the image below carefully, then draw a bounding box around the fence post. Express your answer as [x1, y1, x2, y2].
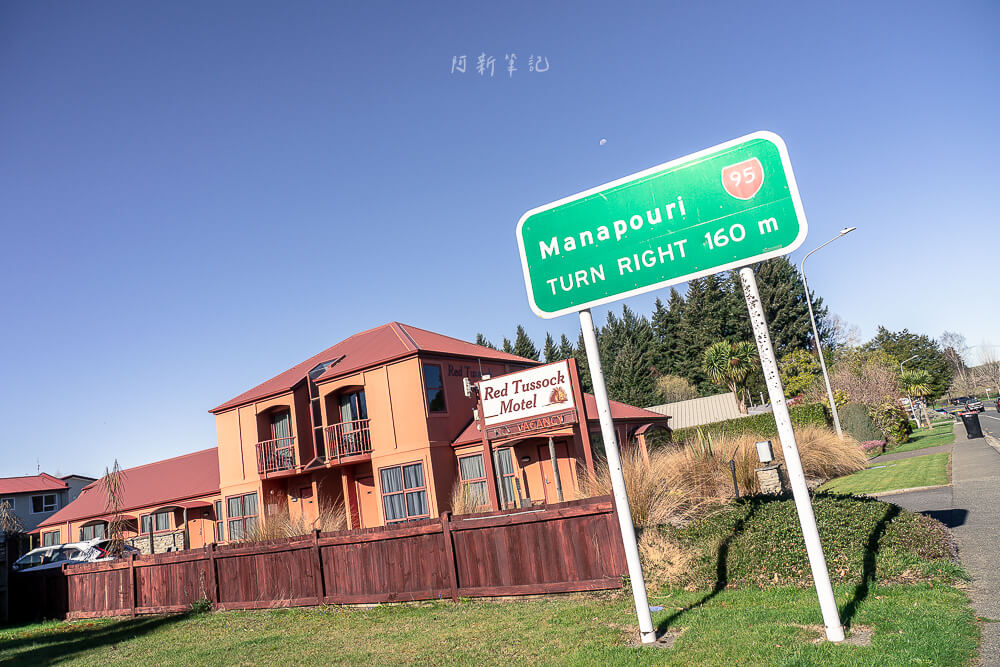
[312, 529, 326, 602]
[129, 553, 137, 617]
[207, 544, 219, 604]
[440, 512, 459, 602]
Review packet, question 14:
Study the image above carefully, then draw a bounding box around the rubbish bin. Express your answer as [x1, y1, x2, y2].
[960, 411, 984, 439]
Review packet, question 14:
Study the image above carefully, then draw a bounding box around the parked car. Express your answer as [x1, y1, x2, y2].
[965, 399, 985, 413]
[12, 538, 139, 573]
[996, 396, 1000, 412]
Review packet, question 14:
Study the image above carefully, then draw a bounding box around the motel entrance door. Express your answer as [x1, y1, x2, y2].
[537, 440, 570, 504]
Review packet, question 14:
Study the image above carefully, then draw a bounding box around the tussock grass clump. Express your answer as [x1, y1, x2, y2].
[242, 499, 348, 543]
[583, 426, 867, 528]
[583, 447, 717, 527]
[449, 479, 489, 515]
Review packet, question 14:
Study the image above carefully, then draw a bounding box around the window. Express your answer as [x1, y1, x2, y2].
[42, 531, 60, 546]
[271, 410, 291, 441]
[380, 462, 429, 523]
[493, 448, 517, 507]
[142, 510, 171, 533]
[339, 390, 368, 423]
[31, 494, 57, 514]
[214, 500, 224, 542]
[80, 522, 106, 541]
[457, 454, 489, 509]
[423, 364, 446, 413]
[227, 492, 259, 541]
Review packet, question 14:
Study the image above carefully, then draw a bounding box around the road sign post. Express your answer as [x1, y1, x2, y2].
[579, 307, 657, 644]
[515, 131, 846, 643]
[740, 267, 844, 641]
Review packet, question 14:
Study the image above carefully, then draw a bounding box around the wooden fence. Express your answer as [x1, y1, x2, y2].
[8, 497, 626, 623]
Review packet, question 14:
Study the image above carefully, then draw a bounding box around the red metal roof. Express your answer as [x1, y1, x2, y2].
[210, 322, 534, 414]
[451, 394, 670, 446]
[0, 473, 68, 495]
[38, 448, 220, 528]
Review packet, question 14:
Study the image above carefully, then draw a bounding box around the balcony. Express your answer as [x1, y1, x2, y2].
[256, 437, 297, 475]
[324, 418, 372, 462]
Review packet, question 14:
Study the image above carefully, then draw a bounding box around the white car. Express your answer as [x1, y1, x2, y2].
[12, 538, 139, 572]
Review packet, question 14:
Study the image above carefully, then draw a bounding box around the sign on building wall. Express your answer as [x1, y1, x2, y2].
[478, 360, 576, 438]
[516, 131, 808, 318]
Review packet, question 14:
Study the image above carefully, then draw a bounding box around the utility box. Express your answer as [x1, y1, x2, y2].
[960, 411, 984, 439]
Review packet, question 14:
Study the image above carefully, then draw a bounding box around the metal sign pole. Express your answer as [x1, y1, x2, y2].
[739, 267, 844, 642]
[579, 308, 657, 644]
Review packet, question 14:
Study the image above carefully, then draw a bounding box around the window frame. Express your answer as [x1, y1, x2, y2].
[493, 447, 518, 508]
[214, 500, 224, 543]
[422, 363, 448, 415]
[379, 461, 430, 524]
[226, 492, 259, 541]
[141, 510, 173, 534]
[79, 522, 107, 541]
[42, 531, 60, 547]
[30, 494, 58, 514]
[457, 453, 489, 510]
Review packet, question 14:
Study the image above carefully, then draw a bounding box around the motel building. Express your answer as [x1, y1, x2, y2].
[36, 322, 669, 549]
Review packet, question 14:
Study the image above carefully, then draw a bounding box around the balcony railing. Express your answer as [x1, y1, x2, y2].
[256, 437, 297, 475]
[324, 418, 372, 461]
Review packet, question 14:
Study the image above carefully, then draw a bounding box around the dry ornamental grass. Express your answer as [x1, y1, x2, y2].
[585, 426, 866, 528]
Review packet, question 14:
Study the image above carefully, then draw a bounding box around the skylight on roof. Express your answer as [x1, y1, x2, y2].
[307, 357, 343, 380]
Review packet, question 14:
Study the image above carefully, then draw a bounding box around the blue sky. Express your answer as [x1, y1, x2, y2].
[2, 1, 997, 478]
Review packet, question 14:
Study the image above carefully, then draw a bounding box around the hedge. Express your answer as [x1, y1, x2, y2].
[670, 402, 831, 444]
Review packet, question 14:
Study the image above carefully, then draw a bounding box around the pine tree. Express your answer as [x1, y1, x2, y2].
[750, 257, 828, 357]
[542, 333, 559, 363]
[475, 333, 496, 350]
[558, 334, 575, 361]
[651, 290, 684, 376]
[606, 339, 658, 407]
[574, 331, 593, 393]
[512, 325, 540, 360]
[502, 337, 514, 354]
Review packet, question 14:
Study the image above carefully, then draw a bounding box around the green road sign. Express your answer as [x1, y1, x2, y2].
[516, 131, 808, 318]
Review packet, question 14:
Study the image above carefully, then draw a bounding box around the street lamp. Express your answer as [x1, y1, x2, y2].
[800, 227, 856, 439]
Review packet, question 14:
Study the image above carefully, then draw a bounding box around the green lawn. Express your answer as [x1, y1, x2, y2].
[0, 584, 979, 665]
[819, 453, 950, 495]
[889, 421, 956, 455]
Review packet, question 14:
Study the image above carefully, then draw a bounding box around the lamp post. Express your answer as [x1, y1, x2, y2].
[800, 227, 856, 439]
[900, 354, 920, 425]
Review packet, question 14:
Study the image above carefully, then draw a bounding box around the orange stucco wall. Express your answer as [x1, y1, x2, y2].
[213, 352, 582, 535]
[39, 493, 222, 548]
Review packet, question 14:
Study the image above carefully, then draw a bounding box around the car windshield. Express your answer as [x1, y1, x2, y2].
[50, 548, 84, 563]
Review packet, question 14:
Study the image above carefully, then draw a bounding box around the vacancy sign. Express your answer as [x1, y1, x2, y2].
[516, 131, 808, 318]
[479, 360, 575, 428]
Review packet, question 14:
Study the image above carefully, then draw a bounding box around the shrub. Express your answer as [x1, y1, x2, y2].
[655, 374, 699, 404]
[860, 440, 886, 456]
[648, 494, 960, 590]
[870, 400, 912, 443]
[670, 403, 830, 444]
[189, 597, 212, 614]
[839, 403, 883, 442]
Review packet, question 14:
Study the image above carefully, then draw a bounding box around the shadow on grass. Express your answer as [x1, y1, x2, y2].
[656, 496, 775, 635]
[1, 613, 191, 665]
[841, 503, 900, 628]
[921, 508, 968, 528]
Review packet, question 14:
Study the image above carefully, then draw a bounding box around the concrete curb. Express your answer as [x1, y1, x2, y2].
[872, 484, 951, 498]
